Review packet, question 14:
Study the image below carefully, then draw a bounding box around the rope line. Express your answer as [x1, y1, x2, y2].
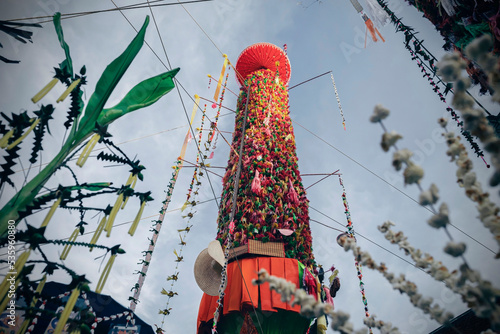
[294, 120, 495, 254]
[5, 0, 214, 24]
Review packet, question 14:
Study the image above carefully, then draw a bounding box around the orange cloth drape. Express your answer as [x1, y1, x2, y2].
[197, 257, 301, 329]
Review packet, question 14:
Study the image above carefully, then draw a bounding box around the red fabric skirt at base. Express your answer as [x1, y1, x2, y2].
[197, 257, 301, 331]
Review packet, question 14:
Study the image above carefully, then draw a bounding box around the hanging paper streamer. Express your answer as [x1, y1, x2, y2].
[213, 55, 228, 102]
[339, 175, 373, 334]
[362, 13, 385, 43]
[210, 70, 230, 148]
[330, 72, 346, 130]
[159, 71, 230, 329]
[348, 0, 384, 45]
[128, 94, 199, 312]
[364, 0, 389, 28]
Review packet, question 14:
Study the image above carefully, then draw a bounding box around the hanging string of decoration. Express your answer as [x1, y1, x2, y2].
[330, 72, 346, 130]
[348, 0, 384, 45]
[213, 54, 229, 103]
[338, 175, 373, 334]
[128, 94, 200, 311]
[158, 69, 230, 329]
[375, 0, 489, 167]
[19, 285, 135, 334]
[398, 0, 499, 95]
[408, 47, 489, 167]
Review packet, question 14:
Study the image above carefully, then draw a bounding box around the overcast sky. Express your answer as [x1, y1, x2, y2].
[1, 1, 499, 333]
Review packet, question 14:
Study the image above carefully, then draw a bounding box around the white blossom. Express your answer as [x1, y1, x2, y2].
[378, 221, 395, 233]
[403, 163, 424, 185]
[419, 183, 439, 206]
[429, 261, 451, 280]
[437, 117, 448, 128]
[370, 104, 390, 123]
[444, 241, 467, 257]
[436, 52, 465, 81]
[465, 35, 497, 72]
[398, 240, 415, 256]
[446, 141, 463, 161]
[381, 131, 402, 152]
[392, 149, 413, 171]
[427, 203, 450, 229]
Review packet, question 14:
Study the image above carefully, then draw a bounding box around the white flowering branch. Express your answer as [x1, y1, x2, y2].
[438, 118, 500, 257]
[436, 35, 500, 189]
[378, 221, 500, 329]
[369, 104, 472, 267]
[252, 269, 400, 334]
[338, 233, 454, 324]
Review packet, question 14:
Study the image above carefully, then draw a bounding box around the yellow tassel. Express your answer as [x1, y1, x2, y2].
[14, 249, 31, 273]
[128, 201, 146, 236]
[32, 274, 47, 306]
[6, 118, 40, 150]
[60, 228, 79, 260]
[56, 78, 81, 103]
[0, 277, 20, 314]
[17, 273, 47, 333]
[213, 55, 228, 102]
[18, 319, 30, 334]
[105, 194, 124, 237]
[76, 134, 100, 167]
[31, 78, 59, 103]
[180, 201, 190, 212]
[95, 254, 116, 293]
[121, 174, 137, 210]
[0, 249, 32, 303]
[89, 215, 107, 252]
[0, 129, 14, 148]
[41, 197, 62, 228]
[53, 287, 80, 334]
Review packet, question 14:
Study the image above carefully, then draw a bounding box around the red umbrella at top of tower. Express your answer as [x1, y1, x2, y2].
[235, 42, 291, 86]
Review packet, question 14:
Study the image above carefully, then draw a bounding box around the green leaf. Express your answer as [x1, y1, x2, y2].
[67, 182, 112, 192]
[53, 12, 73, 77]
[75, 16, 150, 142]
[98, 67, 180, 127]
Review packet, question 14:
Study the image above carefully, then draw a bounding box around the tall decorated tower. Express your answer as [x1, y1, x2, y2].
[196, 43, 321, 333]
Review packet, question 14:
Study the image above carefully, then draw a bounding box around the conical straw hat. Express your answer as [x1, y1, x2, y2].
[194, 240, 225, 296]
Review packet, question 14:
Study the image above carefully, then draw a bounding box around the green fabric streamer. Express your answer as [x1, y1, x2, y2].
[53, 12, 73, 77]
[98, 68, 180, 127]
[75, 16, 150, 143]
[298, 260, 305, 288]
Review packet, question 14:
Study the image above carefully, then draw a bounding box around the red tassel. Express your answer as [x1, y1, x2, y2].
[251, 170, 262, 195]
[365, 18, 385, 43]
[287, 179, 299, 205]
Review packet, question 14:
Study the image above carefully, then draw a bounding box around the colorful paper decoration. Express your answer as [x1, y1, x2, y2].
[338, 175, 373, 333]
[330, 72, 346, 130]
[215, 68, 315, 266]
[204, 44, 316, 334]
